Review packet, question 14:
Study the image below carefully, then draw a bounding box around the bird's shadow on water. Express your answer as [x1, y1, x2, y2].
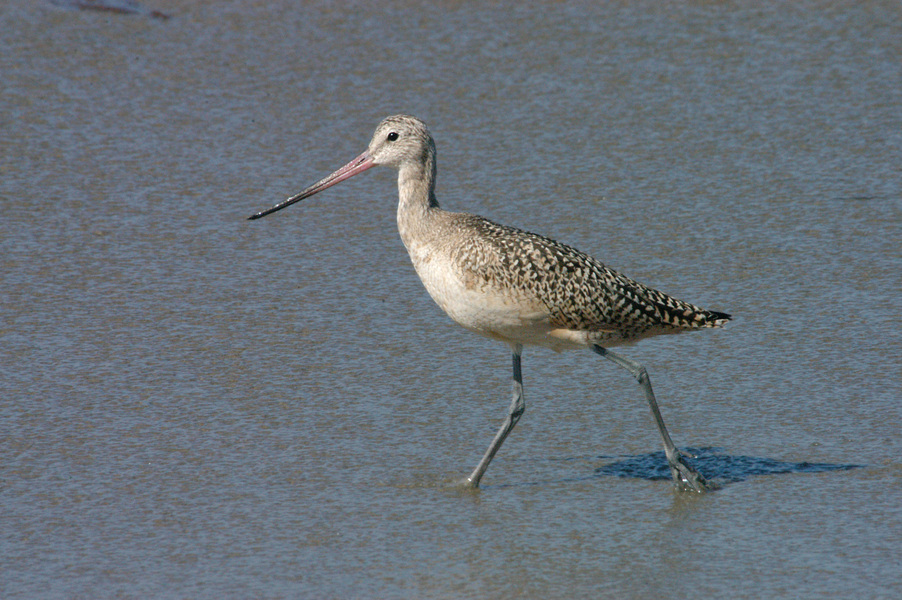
[592, 446, 862, 486]
[484, 447, 862, 490]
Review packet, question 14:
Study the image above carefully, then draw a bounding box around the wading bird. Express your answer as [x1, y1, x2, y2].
[250, 115, 730, 491]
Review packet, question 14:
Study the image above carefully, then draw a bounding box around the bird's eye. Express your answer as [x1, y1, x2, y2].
[387, 131, 399, 142]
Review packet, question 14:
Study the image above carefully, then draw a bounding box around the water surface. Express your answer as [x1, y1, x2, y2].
[2, 1, 900, 597]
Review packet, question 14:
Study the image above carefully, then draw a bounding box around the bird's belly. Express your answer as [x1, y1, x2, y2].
[409, 249, 589, 351]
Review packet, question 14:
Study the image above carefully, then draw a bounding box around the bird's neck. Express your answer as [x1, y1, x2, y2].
[396, 158, 441, 249]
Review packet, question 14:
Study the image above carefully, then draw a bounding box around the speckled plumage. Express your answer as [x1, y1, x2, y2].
[425, 213, 730, 346]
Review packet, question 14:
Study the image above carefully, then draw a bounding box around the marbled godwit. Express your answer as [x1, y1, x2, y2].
[250, 115, 730, 492]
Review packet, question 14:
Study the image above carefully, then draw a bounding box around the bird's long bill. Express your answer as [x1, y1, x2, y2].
[248, 150, 375, 220]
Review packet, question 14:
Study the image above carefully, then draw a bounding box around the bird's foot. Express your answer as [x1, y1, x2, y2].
[668, 450, 716, 492]
[448, 474, 481, 489]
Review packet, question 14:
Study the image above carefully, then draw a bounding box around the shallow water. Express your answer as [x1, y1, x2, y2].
[2, 1, 901, 598]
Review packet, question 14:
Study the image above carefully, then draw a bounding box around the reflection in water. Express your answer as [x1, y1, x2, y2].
[596, 447, 862, 485]
[49, 0, 170, 19]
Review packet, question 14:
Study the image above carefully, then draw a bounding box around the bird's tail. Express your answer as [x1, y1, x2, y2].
[700, 309, 731, 328]
[650, 290, 732, 330]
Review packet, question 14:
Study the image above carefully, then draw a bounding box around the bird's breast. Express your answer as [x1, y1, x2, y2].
[404, 240, 589, 350]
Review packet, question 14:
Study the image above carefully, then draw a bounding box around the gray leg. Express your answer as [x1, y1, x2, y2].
[592, 345, 711, 492]
[466, 343, 525, 487]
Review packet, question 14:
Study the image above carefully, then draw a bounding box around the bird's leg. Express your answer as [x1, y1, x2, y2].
[591, 346, 711, 492]
[466, 344, 525, 487]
